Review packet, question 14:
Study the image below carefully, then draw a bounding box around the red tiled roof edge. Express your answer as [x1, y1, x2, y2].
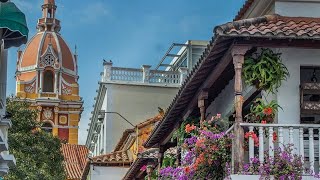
[234, 0, 255, 21]
[61, 144, 89, 180]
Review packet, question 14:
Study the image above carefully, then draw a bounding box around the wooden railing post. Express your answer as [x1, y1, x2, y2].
[198, 90, 208, 126]
[232, 46, 251, 172]
[158, 146, 164, 177]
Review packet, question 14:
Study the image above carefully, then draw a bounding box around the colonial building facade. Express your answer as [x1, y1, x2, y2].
[85, 40, 207, 155]
[15, 0, 83, 144]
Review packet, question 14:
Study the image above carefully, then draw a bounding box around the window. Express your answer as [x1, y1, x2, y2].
[42, 122, 53, 133]
[40, 54, 55, 67]
[44, 54, 55, 66]
[43, 71, 54, 92]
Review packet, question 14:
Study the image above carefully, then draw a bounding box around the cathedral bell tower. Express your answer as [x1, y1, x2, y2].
[15, 0, 83, 144]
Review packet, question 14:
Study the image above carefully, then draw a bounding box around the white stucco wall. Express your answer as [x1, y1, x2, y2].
[275, 0, 320, 17]
[102, 83, 179, 153]
[206, 77, 256, 120]
[86, 166, 128, 180]
[276, 48, 320, 124]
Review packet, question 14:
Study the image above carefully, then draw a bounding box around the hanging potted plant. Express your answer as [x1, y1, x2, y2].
[245, 98, 282, 124]
[243, 48, 289, 93]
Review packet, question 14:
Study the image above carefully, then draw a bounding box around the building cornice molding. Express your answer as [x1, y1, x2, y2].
[101, 81, 181, 88]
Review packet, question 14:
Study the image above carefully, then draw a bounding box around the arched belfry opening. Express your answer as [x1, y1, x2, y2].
[43, 70, 54, 92]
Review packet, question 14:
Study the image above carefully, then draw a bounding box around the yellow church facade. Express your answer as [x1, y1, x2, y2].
[15, 0, 83, 144]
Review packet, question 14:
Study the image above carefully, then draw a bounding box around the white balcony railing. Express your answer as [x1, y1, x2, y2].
[111, 67, 143, 82]
[238, 123, 320, 175]
[102, 62, 188, 85]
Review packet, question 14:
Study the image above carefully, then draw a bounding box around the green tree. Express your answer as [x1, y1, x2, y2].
[4, 99, 65, 180]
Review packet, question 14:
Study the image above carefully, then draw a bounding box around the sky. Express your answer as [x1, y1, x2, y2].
[8, 0, 246, 145]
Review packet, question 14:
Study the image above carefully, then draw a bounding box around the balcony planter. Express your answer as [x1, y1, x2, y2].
[245, 98, 281, 124]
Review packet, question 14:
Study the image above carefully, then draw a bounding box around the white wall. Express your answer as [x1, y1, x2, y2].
[86, 166, 128, 180]
[206, 79, 235, 118]
[206, 78, 256, 120]
[276, 48, 320, 124]
[275, 0, 320, 17]
[102, 83, 179, 153]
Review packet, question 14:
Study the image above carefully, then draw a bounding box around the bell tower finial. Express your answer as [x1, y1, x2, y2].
[42, 0, 56, 18]
[38, 0, 60, 32]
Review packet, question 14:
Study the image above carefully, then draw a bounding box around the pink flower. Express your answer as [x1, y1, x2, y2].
[216, 114, 221, 118]
[140, 165, 147, 172]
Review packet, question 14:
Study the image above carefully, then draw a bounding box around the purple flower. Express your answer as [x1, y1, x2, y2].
[184, 136, 197, 145]
[182, 151, 194, 165]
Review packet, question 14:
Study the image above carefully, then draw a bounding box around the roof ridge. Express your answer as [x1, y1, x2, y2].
[215, 14, 278, 36]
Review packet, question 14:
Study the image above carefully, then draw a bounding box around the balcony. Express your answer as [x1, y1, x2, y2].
[102, 62, 188, 86]
[229, 123, 320, 179]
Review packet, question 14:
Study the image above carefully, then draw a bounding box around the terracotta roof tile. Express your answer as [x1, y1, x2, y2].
[91, 150, 132, 166]
[234, 0, 255, 21]
[61, 144, 89, 180]
[216, 15, 320, 39]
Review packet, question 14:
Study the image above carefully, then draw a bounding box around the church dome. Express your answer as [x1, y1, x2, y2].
[16, 0, 78, 85]
[18, 31, 77, 72]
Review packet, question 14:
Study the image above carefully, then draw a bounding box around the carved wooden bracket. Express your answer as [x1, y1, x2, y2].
[198, 89, 209, 123]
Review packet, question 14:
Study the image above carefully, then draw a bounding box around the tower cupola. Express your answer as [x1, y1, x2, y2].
[37, 0, 60, 32]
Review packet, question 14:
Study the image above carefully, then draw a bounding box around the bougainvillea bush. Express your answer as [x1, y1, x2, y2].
[239, 145, 304, 180]
[160, 114, 232, 180]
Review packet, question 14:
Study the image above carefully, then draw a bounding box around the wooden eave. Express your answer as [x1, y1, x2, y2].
[122, 157, 157, 180]
[144, 35, 320, 149]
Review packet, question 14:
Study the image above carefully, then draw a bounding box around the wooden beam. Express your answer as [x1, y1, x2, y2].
[182, 44, 234, 121]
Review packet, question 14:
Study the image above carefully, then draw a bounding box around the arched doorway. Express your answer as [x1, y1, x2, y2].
[43, 70, 54, 92]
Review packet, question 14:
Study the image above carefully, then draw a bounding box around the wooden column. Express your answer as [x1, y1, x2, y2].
[231, 46, 251, 172]
[158, 146, 164, 176]
[146, 164, 153, 180]
[198, 90, 208, 126]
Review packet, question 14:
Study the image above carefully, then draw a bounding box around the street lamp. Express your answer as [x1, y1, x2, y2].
[97, 111, 135, 127]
